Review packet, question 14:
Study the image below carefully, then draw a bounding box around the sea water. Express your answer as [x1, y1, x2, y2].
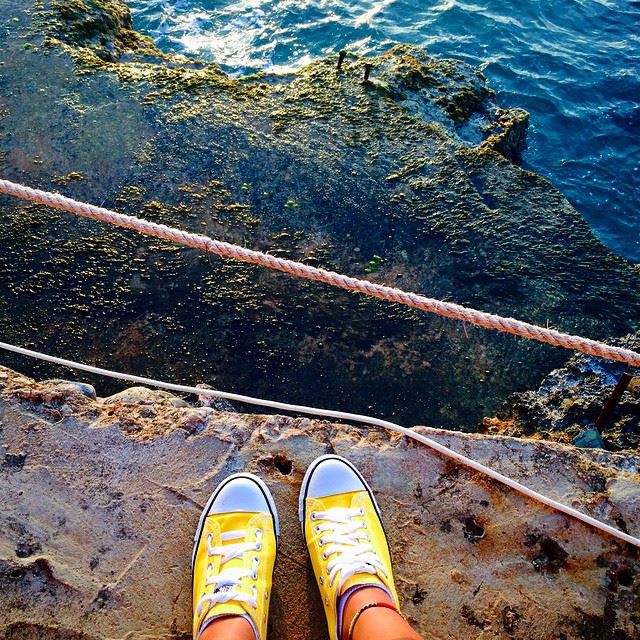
[129, 0, 640, 262]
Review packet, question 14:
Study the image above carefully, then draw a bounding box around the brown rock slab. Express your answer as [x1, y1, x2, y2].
[1, 366, 639, 639]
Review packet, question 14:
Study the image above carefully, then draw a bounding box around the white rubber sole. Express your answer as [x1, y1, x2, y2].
[297, 454, 383, 533]
[191, 472, 280, 570]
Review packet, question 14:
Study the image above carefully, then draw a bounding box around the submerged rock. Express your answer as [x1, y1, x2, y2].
[0, 366, 639, 639]
[0, 0, 639, 432]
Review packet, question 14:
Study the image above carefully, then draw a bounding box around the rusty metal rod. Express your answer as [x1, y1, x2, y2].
[594, 372, 633, 432]
[337, 50, 347, 70]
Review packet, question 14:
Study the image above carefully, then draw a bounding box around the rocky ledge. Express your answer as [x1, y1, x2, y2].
[485, 330, 640, 451]
[1, 366, 639, 640]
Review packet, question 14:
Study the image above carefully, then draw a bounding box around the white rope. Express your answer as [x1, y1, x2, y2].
[0, 340, 638, 548]
[1, 178, 639, 366]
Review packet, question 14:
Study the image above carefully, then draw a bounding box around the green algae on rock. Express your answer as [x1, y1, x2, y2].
[0, 0, 639, 431]
[47, 0, 154, 60]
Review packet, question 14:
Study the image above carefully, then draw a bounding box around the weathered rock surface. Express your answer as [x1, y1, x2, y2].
[1, 366, 639, 640]
[485, 331, 640, 451]
[0, 0, 639, 431]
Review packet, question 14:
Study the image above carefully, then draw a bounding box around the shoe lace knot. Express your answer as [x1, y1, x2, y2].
[311, 507, 387, 592]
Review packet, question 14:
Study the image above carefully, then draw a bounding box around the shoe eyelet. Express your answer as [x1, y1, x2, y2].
[252, 570, 258, 580]
[255, 542, 262, 551]
[311, 512, 317, 520]
[314, 525, 321, 534]
[322, 552, 327, 560]
[319, 576, 324, 585]
[319, 538, 324, 546]
[360, 508, 365, 516]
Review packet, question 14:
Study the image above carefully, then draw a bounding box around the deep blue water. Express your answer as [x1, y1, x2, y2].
[130, 0, 640, 262]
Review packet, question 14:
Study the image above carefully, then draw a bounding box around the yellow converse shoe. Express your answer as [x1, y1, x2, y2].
[192, 473, 278, 640]
[299, 455, 400, 640]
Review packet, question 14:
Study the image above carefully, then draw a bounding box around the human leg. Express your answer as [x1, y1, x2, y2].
[299, 454, 423, 640]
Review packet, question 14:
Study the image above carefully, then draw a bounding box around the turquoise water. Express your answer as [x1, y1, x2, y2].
[129, 0, 640, 262]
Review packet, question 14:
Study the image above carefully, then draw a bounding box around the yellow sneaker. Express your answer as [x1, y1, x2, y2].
[298, 455, 400, 640]
[192, 473, 279, 640]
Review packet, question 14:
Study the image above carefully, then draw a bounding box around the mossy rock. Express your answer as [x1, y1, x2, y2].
[1, 0, 638, 431]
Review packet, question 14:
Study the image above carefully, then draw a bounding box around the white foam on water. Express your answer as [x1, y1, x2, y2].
[135, 0, 278, 71]
[132, 0, 387, 73]
[175, 8, 271, 71]
[353, 0, 398, 27]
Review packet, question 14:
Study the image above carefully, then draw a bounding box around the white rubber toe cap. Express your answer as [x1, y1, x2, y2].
[192, 473, 279, 569]
[305, 455, 366, 499]
[208, 474, 271, 515]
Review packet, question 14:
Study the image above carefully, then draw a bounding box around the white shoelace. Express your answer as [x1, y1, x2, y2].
[311, 507, 387, 593]
[196, 528, 262, 619]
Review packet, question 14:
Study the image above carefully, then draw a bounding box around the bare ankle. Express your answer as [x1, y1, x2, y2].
[341, 586, 422, 640]
[341, 586, 393, 640]
[198, 615, 256, 640]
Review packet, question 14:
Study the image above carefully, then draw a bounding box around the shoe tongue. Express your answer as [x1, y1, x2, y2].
[317, 492, 380, 595]
[201, 513, 255, 621]
[215, 512, 253, 584]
